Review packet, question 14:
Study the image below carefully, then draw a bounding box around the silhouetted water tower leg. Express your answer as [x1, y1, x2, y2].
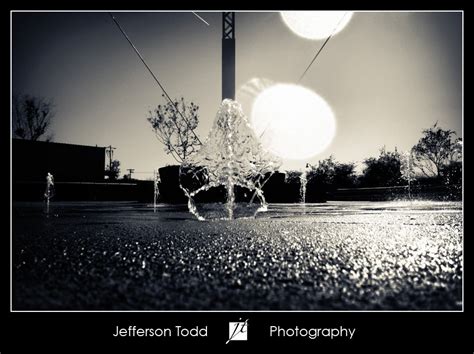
[222, 12, 235, 100]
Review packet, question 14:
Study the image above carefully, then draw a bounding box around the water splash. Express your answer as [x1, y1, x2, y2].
[400, 152, 414, 200]
[153, 168, 161, 212]
[44, 172, 54, 214]
[299, 164, 311, 203]
[180, 99, 281, 220]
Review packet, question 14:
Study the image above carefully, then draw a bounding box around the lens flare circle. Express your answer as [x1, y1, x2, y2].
[251, 83, 336, 160]
[281, 11, 354, 40]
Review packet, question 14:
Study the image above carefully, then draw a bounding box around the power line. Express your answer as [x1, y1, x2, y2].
[125, 170, 164, 174]
[192, 12, 210, 26]
[298, 12, 348, 82]
[108, 12, 202, 145]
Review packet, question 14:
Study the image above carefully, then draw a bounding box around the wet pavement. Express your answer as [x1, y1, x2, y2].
[12, 201, 462, 310]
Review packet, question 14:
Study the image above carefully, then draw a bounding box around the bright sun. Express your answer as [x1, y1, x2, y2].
[281, 11, 354, 40]
[251, 83, 336, 161]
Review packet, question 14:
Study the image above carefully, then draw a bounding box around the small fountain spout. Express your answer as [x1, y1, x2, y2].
[153, 169, 161, 212]
[44, 172, 54, 214]
[300, 163, 310, 203]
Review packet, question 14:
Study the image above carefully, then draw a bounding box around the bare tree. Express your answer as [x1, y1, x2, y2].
[13, 94, 55, 141]
[147, 96, 201, 163]
[412, 123, 459, 178]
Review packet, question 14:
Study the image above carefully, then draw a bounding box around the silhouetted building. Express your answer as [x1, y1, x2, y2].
[12, 139, 105, 182]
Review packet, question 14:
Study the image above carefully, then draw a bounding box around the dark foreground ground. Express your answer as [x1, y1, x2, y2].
[12, 201, 462, 310]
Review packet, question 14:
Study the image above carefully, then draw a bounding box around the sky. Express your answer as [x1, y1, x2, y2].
[12, 11, 463, 178]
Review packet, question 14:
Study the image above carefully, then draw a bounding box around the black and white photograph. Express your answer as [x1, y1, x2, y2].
[8, 8, 467, 349]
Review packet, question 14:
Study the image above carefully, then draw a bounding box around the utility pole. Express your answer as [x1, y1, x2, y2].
[222, 12, 235, 100]
[126, 168, 135, 180]
[105, 145, 116, 171]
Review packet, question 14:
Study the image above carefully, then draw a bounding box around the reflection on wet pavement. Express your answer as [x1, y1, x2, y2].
[13, 201, 462, 310]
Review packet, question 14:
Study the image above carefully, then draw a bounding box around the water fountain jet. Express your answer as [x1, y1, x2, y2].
[44, 172, 54, 214]
[299, 163, 311, 203]
[400, 151, 414, 200]
[153, 169, 161, 212]
[180, 99, 281, 220]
